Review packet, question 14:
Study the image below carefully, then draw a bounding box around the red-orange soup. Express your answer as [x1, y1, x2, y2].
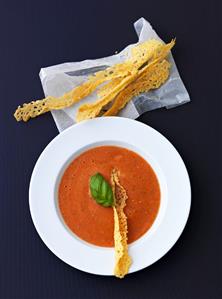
[58, 146, 160, 247]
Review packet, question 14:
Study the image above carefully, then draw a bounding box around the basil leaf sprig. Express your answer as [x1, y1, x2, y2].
[90, 173, 114, 207]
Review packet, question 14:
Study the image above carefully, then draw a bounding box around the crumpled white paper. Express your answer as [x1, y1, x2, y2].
[39, 17, 190, 132]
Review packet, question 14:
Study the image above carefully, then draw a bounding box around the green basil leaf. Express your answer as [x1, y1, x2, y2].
[90, 173, 114, 207]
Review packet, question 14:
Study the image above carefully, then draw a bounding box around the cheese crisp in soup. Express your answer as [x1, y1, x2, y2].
[58, 146, 160, 247]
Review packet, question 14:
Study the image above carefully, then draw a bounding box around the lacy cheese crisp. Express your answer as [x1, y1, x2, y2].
[14, 39, 175, 122]
[111, 169, 131, 278]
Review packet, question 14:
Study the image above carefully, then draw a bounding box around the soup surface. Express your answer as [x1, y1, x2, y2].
[58, 146, 160, 247]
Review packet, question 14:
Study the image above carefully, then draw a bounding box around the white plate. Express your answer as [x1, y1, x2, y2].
[29, 117, 191, 276]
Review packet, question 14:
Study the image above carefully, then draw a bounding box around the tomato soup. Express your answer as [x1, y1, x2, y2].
[58, 146, 160, 247]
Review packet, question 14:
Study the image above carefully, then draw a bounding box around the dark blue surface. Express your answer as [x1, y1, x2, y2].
[1, 0, 221, 298]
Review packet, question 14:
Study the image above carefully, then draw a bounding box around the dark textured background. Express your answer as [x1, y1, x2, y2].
[1, 0, 221, 298]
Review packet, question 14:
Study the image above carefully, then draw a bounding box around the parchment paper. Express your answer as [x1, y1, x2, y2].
[39, 17, 190, 132]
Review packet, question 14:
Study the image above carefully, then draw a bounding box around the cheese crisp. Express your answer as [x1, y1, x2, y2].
[111, 169, 131, 278]
[14, 39, 175, 122]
